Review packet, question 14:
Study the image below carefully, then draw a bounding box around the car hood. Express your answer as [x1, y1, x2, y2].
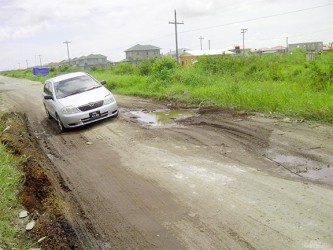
[57, 86, 111, 108]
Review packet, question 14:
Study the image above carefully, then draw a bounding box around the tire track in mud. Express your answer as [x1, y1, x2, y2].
[35, 121, 186, 249]
[2, 76, 333, 249]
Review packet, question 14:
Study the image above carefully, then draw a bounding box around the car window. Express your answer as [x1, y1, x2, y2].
[44, 81, 53, 96]
[54, 75, 101, 99]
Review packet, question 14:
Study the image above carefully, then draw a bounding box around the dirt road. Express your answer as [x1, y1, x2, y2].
[1, 75, 333, 249]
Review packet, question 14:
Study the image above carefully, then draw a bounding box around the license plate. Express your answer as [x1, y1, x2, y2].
[89, 111, 100, 118]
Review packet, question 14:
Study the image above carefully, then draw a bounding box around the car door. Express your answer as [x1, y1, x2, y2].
[43, 81, 57, 118]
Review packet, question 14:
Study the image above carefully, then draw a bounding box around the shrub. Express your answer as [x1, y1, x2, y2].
[151, 57, 177, 81]
[111, 63, 137, 75]
[137, 58, 156, 76]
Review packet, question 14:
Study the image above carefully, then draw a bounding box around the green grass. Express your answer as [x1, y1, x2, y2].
[2, 51, 333, 123]
[90, 52, 333, 123]
[0, 140, 24, 248]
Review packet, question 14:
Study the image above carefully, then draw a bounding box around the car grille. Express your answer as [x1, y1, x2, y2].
[78, 100, 103, 111]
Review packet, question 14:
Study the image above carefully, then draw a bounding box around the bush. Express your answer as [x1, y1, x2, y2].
[137, 58, 156, 76]
[112, 63, 137, 75]
[151, 57, 177, 81]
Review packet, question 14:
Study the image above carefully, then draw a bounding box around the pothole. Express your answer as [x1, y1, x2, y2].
[129, 109, 197, 127]
[271, 154, 333, 184]
[300, 167, 333, 184]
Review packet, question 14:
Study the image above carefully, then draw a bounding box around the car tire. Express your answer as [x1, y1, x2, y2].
[56, 114, 67, 133]
[44, 105, 52, 119]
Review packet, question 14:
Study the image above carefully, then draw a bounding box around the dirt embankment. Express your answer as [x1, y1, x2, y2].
[1, 112, 81, 249]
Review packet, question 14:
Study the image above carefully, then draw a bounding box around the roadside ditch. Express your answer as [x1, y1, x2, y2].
[1, 112, 81, 249]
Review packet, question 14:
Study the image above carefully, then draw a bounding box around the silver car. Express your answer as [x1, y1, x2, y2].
[42, 72, 118, 132]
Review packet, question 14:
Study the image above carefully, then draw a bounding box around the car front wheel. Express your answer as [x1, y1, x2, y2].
[44, 105, 52, 119]
[56, 114, 67, 133]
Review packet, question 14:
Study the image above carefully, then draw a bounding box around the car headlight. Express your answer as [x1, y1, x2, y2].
[104, 94, 115, 105]
[61, 106, 80, 114]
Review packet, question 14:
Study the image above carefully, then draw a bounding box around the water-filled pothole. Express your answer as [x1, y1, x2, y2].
[300, 167, 333, 184]
[271, 154, 333, 184]
[130, 109, 196, 127]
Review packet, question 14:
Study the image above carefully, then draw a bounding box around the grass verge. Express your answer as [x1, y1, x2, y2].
[0, 116, 27, 248]
[0, 113, 81, 249]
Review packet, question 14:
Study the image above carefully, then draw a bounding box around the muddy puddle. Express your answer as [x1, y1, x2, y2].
[272, 154, 333, 184]
[300, 167, 333, 184]
[129, 109, 196, 127]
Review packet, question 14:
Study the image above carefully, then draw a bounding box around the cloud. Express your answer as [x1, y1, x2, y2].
[0, 0, 125, 41]
[0, 0, 332, 70]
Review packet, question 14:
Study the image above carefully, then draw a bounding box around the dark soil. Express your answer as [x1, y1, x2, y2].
[1, 112, 82, 249]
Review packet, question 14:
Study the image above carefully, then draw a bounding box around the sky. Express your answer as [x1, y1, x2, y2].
[0, 0, 332, 71]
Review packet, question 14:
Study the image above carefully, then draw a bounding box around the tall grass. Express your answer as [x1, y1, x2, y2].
[91, 51, 333, 123]
[0, 142, 24, 248]
[2, 51, 333, 123]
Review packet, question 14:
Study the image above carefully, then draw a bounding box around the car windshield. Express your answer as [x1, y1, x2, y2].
[54, 75, 101, 99]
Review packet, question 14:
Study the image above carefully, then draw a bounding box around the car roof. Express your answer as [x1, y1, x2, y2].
[47, 72, 88, 83]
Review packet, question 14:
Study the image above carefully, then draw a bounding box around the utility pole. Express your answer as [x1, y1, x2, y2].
[169, 10, 184, 64]
[199, 36, 204, 50]
[208, 40, 211, 50]
[63, 40, 71, 66]
[286, 37, 289, 54]
[25, 60, 29, 69]
[241, 28, 247, 55]
[38, 54, 42, 67]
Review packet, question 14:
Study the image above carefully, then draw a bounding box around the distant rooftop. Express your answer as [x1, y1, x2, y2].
[255, 46, 286, 52]
[181, 49, 234, 56]
[125, 44, 161, 52]
[73, 54, 106, 61]
[166, 48, 191, 56]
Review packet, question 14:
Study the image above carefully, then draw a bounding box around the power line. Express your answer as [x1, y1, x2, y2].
[179, 3, 333, 35]
[63, 40, 71, 66]
[241, 29, 247, 55]
[247, 26, 333, 42]
[105, 3, 333, 55]
[199, 36, 204, 50]
[38, 54, 42, 67]
[169, 10, 184, 64]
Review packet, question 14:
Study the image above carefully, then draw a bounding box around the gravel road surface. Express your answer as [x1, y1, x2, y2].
[1, 76, 333, 249]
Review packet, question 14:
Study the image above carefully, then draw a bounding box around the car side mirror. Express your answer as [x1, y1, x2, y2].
[100, 80, 106, 85]
[44, 95, 53, 100]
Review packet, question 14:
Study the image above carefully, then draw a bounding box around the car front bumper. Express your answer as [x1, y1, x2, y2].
[59, 102, 118, 128]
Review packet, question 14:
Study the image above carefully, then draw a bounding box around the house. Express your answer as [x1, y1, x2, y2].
[71, 54, 108, 70]
[223, 45, 252, 55]
[123, 44, 161, 64]
[46, 62, 61, 68]
[165, 48, 191, 58]
[179, 49, 234, 66]
[253, 46, 286, 55]
[288, 42, 323, 53]
[58, 60, 68, 67]
[322, 44, 332, 53]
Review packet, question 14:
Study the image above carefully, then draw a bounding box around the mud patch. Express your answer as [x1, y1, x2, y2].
[198, 106, 249, 117]
[0, 112, 81, 249]
[300, 167, 333, 184]
[267, 153, 333, 184]
[129, 109, 197, 127]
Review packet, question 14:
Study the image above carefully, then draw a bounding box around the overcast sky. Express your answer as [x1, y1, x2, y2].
[0, 0, 332, 71]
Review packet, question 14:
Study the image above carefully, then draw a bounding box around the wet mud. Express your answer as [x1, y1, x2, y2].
[1, 75, 333, 249]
